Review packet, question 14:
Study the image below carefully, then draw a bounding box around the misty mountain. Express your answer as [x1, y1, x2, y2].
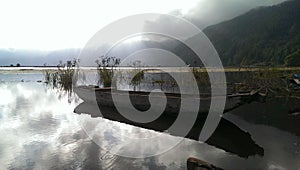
[202, 0, 300, 66]
[104, 38, 201, 67]
[0, 48, 80, 66]
[94, 0, 299, 67]
[185, 0, 286, 29]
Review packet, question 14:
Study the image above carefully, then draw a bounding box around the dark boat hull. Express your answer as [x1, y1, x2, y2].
[74, 86, 264, 117]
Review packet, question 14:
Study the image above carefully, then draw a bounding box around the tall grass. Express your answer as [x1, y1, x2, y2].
[191, 67, 210, 86]
[235, 65, 300, 97]
[127, 61, 145, 91]
[44, 59, 78, 92]
[96, 56, 120, 88]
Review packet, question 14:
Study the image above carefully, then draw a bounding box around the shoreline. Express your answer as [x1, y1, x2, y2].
[1, 66, 300, 74]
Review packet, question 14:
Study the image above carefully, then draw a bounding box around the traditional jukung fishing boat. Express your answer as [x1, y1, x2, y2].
[74, 86, 265, 158]
[74, 85, 266, 118]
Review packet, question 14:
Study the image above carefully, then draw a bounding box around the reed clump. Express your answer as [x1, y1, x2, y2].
[191, 67, 210, 86]
[96, 56, 120, 88]
[236, 66, 300, 97]
[127, 61, 145, 91]
[44, 59, 78, 92]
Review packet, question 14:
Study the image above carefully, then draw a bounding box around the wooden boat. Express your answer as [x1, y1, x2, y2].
[74, 86, 266, 158]
[292, 74, 300, 85]
[294, 79, 300, 85]
[74, 85, 266, 117]
[289, 74, 300, 86]
[294, 74, 300, 79]
[187, 157, 224, 170]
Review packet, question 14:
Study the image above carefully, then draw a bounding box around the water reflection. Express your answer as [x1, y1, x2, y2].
[0, 82, 81, 169]
[229, 97, 300, 136]
[74, 102, 263, 158]
[0, 73, 300, 169]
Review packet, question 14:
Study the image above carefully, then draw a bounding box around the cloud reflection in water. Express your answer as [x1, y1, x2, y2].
[0, 80, 300, 169]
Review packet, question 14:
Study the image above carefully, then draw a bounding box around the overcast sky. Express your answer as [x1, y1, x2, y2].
[0, 0, 286, 50]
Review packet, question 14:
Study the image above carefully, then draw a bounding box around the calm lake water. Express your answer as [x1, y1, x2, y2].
[0, 71, 300, 169]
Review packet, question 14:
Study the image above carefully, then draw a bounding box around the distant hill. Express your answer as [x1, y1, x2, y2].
[203, 0, 300, 66]
[105, 38, 201, 67]
[0, 48, 80, 66]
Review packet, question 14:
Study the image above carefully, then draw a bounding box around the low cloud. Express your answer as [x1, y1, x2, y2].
[185, 0, 287, 29]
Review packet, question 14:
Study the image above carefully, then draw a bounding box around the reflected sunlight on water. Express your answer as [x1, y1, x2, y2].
[0, 82, 82, 169]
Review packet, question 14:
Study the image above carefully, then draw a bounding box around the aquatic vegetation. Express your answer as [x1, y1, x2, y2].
[191, 67, 210, 86]
[127, 61, 145, 91]
[43, 59, 79, 92]
[42, 59, 79, 103]
[234, 66, 300, 98]
[96, 56, 120, 87]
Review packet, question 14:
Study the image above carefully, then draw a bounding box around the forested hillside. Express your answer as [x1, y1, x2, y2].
[203, 0, 300, 66]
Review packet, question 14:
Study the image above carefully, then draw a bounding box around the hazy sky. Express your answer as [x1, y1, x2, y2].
[0, 0, 286, 50]
[0, 0, 199, 50]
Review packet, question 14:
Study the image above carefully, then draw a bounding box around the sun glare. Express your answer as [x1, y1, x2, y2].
[122, 36, 145, 44]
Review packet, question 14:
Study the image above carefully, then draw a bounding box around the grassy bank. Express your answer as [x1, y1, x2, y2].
[12, 64, 296, 98]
